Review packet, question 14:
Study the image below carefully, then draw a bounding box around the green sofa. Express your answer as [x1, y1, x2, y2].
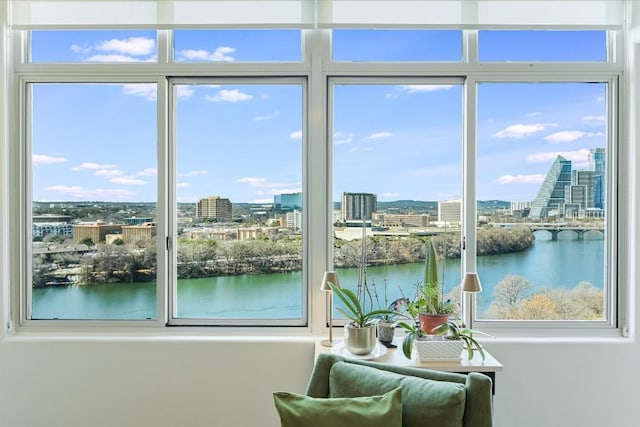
[305, 353, 493, 427]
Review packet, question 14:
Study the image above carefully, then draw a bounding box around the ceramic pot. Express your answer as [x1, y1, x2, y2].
[419, 313, 449, 335]
[414, 336, 464, 361]
[344, 324, 376, 355]
[376, 321, 396, 344]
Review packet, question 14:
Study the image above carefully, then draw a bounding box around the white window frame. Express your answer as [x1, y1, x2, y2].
[7, 27, 626, 338]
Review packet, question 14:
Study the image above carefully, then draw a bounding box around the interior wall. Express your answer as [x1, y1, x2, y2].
[0, 338, 638, 427]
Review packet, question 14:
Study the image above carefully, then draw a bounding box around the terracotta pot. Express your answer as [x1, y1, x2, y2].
[419, 313, 449, 335]
[344, 324, 376, 355]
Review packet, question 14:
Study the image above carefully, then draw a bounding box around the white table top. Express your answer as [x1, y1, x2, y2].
[315, 338, 503, 373]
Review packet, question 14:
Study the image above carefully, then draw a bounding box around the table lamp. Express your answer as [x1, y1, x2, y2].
[320, 271, 340, 347]
[461, 272, 482, 329]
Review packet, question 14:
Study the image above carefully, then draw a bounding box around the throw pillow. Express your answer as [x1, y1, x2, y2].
[329, 361, 466, 427]
[273, 386, 402, 427]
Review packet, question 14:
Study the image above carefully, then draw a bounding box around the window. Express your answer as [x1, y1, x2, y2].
[29, 83, 157, 320]
[171, 79, 305, 324]
[174, 30, 302, 62]
[478, 30, 608, 62]
[476, 82, 610, 322]
[13, 24, 622, 334]
[30, 31, 158, 63]
[331, 80, 463, 316]
[332, 30, 462, 62]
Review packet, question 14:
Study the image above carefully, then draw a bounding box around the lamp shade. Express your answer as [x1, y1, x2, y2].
[320, 271, 340, 291]
[461, 272, 482, 293]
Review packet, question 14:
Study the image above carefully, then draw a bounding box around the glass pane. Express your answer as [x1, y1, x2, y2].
[476, 82, 607, 321]
[174, 82, 303, 320]
[332, 82, 463, 318]
[479, 30, 607, 62]
[174, 30, 302, 62]
[31, 83, 158, 319]
[30, 30, 157, 63]
[333, 30, 462, 62]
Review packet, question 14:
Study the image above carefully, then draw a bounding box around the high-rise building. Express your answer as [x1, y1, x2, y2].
[341, 192, 377, 222]
[528, 156, 572, 219]
[589, 148, 606, 209]
[196, 196, 232, 221]
[438, 199, 461, 224]
[274, 192, 302, 212]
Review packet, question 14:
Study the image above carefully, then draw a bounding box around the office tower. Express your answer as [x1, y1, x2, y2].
[341, 192, 377, 222]
[196, 196, 232, 221]
[528, 155, 572, 219]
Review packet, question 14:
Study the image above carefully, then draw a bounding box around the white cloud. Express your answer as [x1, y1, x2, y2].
[250, 198, 274, 204]
[177, 46, 236, 62]
[238, 177, 267, 186]
[364, 132, 393, 140]
[252, 111, 280, 121]
[380, 192, 401, 199]
[348, 146, 374, 154]
[110, 176, 148, 185]
[177, 182, 191, 188]
[527, 148, 591, 167]
[333, 132, 353, 145]
[85, 54, 146, 63]
[72, 162, 117, 171]
[137, 168, 157, 177]
[583, 115, 606, 124]
[545, 131, 602, 143]
[177, 86, 196, 98]
[494, 174, 546, 185]
[290, 130, 303, 139]
[400, 85, 454, 93]
[180, 170, 208, 177]
[94, 169, 125, 177]
[238, 177, 300, 190]
[96, 37, 155, 56]
[491, 123, 555, 139]
[205, 89, 253, 103]
[122, 83, 157, 100]
[45, 185, 136, 200]
[33, 154, 68, 166]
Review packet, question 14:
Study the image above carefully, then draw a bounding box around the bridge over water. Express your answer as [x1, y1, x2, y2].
[493, 223, 605, 240]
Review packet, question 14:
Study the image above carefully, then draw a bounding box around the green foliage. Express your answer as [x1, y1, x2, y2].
[329, 283, 395, 328]
[432, 321, 493, 361]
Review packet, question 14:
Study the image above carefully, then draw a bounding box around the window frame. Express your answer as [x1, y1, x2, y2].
[9, 28, 626, 338]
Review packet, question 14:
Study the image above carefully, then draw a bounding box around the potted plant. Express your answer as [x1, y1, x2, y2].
[397, 318, 492, 362]
[329, 283, 395, 355]
[415, 239, 456, 334]
[374, 278, 401, 345]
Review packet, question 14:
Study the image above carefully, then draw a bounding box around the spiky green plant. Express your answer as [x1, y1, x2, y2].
[329, 283, 395, 328]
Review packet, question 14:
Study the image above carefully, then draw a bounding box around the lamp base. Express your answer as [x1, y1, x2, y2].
[320, 338, 334, 347]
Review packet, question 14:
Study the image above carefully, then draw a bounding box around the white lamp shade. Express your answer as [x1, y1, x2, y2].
[320, 271, 340, 291]
[461, 272, 482, 293]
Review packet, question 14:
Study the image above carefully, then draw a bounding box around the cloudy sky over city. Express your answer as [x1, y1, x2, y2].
[31, 30, 607, 204]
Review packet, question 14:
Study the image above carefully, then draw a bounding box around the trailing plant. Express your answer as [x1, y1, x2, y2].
[432, 321, 493, 361]
[329, 283, 395, 328]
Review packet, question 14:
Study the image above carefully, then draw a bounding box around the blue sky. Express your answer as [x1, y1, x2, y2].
[30, 30, 607, 204]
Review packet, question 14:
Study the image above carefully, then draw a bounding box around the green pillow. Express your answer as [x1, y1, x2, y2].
[329, 362, 465, 427]
[273, 386, 402, 427]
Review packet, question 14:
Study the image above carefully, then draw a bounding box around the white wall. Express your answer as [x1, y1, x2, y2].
[0, 338, 639, 427]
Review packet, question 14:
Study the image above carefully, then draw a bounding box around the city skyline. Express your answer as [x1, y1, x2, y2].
[31, 30, 608, 204]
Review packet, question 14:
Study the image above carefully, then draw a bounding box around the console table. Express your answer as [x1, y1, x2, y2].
[315, 338, 503, 394]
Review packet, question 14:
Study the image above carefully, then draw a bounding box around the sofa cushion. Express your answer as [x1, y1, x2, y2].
[329, 361, 466, 427]
[273, 386, 402, 427]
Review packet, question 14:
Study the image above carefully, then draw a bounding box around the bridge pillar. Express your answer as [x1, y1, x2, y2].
[550, 230, 558, 241]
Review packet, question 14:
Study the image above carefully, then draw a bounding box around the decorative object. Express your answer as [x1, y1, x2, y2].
[414, 239, 456, 335]
[375, 278, 400, 345]
[329, 283, 395, 355]
[330, 341, 388, 360]
[461, 272, 482, 329]
[413, 336, 464, 361]
[320, 271, 340, 347]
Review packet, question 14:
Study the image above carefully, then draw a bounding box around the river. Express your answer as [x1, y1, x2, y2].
[32, 231, 604, 320]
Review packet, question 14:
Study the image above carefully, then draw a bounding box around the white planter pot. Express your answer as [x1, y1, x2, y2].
[414, 338, 463, 361]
